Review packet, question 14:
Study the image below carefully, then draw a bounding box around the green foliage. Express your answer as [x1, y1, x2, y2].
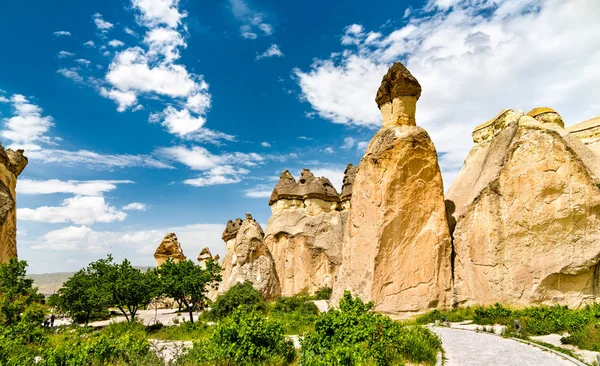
[0, 258, 45, 325]
[58, 267, 111, 325]
[157, 258, 222, 323]
[313, 287, 332, 301]
[209, 282, 266, 320]
[179, 310, 296, 366]
[271, 295, 319, 335]
[561, 322, 600, 351]
[300, 291, 442, 366]
[148, 321, 211, 341]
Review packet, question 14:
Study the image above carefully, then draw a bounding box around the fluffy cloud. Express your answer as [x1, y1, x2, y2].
[261, 142, 271, 147]
[159, 145, 263, 187]
[108, 39, 125, 47]
[93, 13, 114, 31]
[100, 87, 138, 112]
[19, 196, 127, 225]
[229, 0, 274, 39]
[25, 148, 172, 169]
[0, 94, 54, 149]
[341, 137, 355, 150]
[294, 0, 600, 186]
[18, 179, 133, 196]
[35, 226, 96, 251]
[53, 31, 71, 37]
[243, 184, 272, 198]
[256, 44, 283, 60]
[132, 0, 186, 28]
[57, 68, 84, 83]
[122, 202, 147, 211]
[75, 59, 92, 66]
[57, 51, 75, 58]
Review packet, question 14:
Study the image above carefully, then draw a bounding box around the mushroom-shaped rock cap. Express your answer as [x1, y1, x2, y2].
[0, 145, 28, 177]
[154, 232, 186, 260]
[526, 107, 564, 128]
[222, 218, 243, 241]
[197, 247, 213, 263]
[269, 169, 340, 205]
[375, 62, 422, 108]
[341, 163, 358, 202]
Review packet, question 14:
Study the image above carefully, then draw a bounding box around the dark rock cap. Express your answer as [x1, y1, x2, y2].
[0, 144, 28, 177]
[197, 247, 213, 262]
[269, 168, 340, 205]
[341, 163, 358, 202]
[154, 232, 186, 260]
[375, 62, 422, 108]
[222, 217, 243, 241]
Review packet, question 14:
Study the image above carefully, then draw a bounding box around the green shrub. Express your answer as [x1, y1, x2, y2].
[179, 309, 296, 365]
[313, 287, 332, 300]
[561, 322, 600, 351]
[270, 295, 319, 335]
[209, 282, 266, 319]
[300, 291, 442, 366]
[149, 321, 211, 341]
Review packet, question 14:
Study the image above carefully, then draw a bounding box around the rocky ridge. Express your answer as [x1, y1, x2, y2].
[0, 145, 27, 263]
[153, 232, 187, 267]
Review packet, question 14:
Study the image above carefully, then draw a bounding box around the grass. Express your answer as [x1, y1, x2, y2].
[146, 321, 211, 341]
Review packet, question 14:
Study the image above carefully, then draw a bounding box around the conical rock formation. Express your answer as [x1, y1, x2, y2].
[331, 62, 453, 315]
[0, 145, 27, 263]
[447, 108, 600, 308]
[154, 232, 186, 267]
[265, 166, 355, 296]
[220, 213, 281, 300]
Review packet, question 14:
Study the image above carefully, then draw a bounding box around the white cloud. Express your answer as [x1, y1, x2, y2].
[256, 44, 283, 60]
[291, 166, 345, 192]
[0, 96, 9, 103]
[108, 39, 125, 47]
[1, 94, 54, 148]
[341, 137, 355, 149]
[159, 106, 206, 135]
[243, 184, 272, 198]
[261, 141, 271, 147]
[159, 145, 263, 187]
[122, 202, 147, 211]
[357, 140, 369, 151]
[144, 27, 185, 62]
[323, 147, 335, 154]
[294, 0, 600, 187]
[84, 40, 96, 47]
[35, 226, 95, 251]
[229, 0, 274, 39]
[26, 148, 172, 169]
[54, 31, 71, 37]
[93, 13, 114, 31]
[125, 27, 137, 36]
[57, 68, 84, 83]
[100, 87, 138, 112]
[298, 136, 312, 140]
[19, 196, 127, 225]
[57, 51, 75, 58]
[18, 179, 133, 196]
[132, 0, 186, 28]
[75, 59, 92, 66]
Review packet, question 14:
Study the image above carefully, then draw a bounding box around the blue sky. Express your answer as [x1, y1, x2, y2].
[1, 0, 599, 273]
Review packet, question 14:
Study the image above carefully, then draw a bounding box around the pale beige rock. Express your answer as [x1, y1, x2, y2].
[197, 247, 213, 268]
[331, 62, 453, 315]
[154, 232, 186, 267]
[265, 167, 353, 296]
[220, 214, 281, 300]
[448, 109, 600, 308]
[0, 146, 27, 263]
[568, 116, 600, 156]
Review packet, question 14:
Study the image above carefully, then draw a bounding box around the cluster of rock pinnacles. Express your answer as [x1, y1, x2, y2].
[4, 62, 600, 315]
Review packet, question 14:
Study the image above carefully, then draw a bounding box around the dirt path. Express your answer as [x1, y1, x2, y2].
[433, 327, 581, 366]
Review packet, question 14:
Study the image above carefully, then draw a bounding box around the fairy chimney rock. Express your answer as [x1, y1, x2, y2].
[197, 247, 213, 267]
[376, 62, 422, 128]
[153, 232, 186, 267]
[0, 145, 28, 263]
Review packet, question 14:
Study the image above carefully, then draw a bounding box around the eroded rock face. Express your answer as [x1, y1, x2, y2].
[265, 166, 354, 296]
[569, 116, 600, 156]
[447, 109, 600, 308]
[0, 146, 27, 263]
[154, 232, 187, 267]
[220, 214, 280, 300]
[197, 247, 213, 268]
[331, 62, 453, 315]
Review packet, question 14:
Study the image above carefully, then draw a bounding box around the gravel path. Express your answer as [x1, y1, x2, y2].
[433, 327, 577, 366]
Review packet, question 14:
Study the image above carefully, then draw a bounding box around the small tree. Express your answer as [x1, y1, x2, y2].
[58, 269, 110, 325]
[0, 258, 44, 325]
[111, 260, 159, 322]
[157, 258, 222, 323]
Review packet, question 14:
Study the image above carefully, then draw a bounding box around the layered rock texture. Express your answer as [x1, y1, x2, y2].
[568, 116, 600, 156]
[265, 166, 356, 296]
[0, 145, 27, 263]
[197, 247, 213, 268]
[331, 62, 453, 314]
[219, 214, 280, 300]
[447, 108, 600, 308]
[153, 232, 187, 267]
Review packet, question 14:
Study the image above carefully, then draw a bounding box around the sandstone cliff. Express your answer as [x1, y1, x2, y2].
[154, 232, 186, 267]
[265, 166, 355, 296]
[219, 214, 280, 300]
[568, 116, 600, 156]
[447, 108, 600, 308]
[330, 62, 453, 315]
[0, 145, 27, 263]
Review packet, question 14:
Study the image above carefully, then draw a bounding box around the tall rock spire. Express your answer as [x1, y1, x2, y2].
[0, 145, 28, 263]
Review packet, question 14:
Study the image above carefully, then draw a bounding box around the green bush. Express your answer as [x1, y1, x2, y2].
[209, 282, 266, 319]
[179, 309, 296, 365]
[300, 291, 442, 366]
[148, 320, 211, 341]
[271, 295, 319, 335]
[313, 287, 332, 300]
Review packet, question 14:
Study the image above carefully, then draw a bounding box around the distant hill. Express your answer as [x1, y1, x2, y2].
[28, 266, 153, 295]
